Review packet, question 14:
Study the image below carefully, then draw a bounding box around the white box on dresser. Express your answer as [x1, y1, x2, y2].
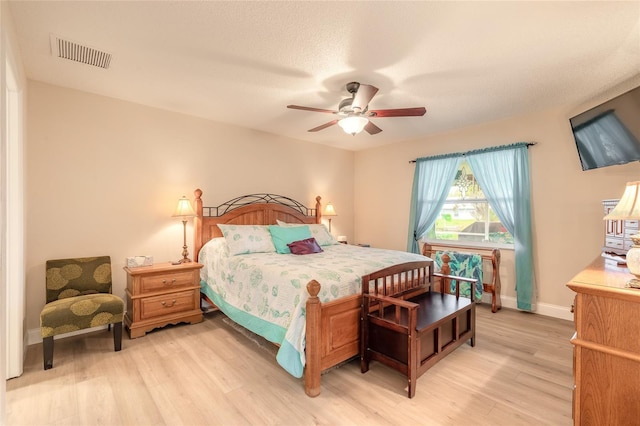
[603, 199, 639, 256]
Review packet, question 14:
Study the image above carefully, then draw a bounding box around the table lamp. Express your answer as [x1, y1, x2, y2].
[604, 181, 640, 288]
[323, 202, 337, 233]
[173, 195, 196, 263]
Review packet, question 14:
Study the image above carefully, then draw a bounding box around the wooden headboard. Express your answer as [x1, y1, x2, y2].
[193, 189, 322, 260]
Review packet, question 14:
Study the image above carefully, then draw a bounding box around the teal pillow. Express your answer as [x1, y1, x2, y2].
[269, 225, 312, 254]
[275, 220, 338, 246]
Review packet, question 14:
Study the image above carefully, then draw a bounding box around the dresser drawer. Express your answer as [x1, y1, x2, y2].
[140, 289, 197, 320]
[624, 240, 635, 251]
[139, 270, 195, 294]
[605, 237, 624, 249]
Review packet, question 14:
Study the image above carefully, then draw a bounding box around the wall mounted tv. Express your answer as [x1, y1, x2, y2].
[569, 85, 640, 171]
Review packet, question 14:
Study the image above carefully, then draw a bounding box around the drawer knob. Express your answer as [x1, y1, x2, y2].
[161, 299, 177, 307]
[161, 278, 177, 285]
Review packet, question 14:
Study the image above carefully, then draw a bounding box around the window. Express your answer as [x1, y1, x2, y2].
[426, 161, 513, 246]
[408, 142, 533, 310]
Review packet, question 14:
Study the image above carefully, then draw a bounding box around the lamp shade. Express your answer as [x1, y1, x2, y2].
[324, 202, 337, 217]
[603, 181, 640, 220]
[173, 196, 196, 217]
[338, 116, 368, 135]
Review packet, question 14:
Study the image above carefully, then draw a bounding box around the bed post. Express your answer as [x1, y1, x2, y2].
[193, 188, 203, 262]
[305, 279, 322, 397]
[423, 244, 452, 293]
[315, 196, 322, 224]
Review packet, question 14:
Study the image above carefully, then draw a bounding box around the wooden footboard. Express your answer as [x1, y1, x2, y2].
[304, 281, 361, 397]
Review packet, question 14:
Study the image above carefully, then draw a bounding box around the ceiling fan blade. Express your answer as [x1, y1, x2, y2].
[364, 121, 382, 135]
[287, 105, 337, 114]
[308, 120, 338, 132]
[369, 107, 426, 117]
[352, 84, 379, 111]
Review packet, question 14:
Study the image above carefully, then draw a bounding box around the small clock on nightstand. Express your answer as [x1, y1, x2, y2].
[124, 262, 203, 338]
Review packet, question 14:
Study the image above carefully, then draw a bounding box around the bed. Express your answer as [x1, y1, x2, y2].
[193, 189, 431, 397]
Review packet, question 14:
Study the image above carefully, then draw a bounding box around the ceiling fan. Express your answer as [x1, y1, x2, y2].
[287, 82, 426, 136]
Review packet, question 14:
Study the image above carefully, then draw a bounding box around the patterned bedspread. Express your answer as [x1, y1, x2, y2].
[199, 238, 430, 377]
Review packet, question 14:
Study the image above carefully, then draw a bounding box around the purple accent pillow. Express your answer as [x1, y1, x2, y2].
[287, 238, 323, 255]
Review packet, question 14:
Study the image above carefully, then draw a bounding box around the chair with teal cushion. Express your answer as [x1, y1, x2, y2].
[40, 256, 124, 370]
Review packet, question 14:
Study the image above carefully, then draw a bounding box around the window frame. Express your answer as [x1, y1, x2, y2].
[424, 162, 515, 251]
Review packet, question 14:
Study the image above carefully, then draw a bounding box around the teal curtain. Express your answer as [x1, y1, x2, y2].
[406, 155, 461, 253]
[466, 143, 535, 311]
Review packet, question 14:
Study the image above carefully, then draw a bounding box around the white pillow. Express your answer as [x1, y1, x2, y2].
[217, 224, 276, 255]
[275, 220, 338, 246]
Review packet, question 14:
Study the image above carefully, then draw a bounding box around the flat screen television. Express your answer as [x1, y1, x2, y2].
[569, 85, 640, 171]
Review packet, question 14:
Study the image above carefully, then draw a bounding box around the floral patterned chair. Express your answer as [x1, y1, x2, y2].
[40, 256, 124, 370]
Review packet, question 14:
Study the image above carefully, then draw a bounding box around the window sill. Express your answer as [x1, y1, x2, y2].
[422, 239, 514, 251]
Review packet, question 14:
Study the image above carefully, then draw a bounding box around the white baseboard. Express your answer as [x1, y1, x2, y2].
[533, 301, 574, 321]
[28, 325, 109, 346]
[487, 294, 573, 322]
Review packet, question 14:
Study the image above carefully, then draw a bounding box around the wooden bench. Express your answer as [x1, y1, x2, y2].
[422, 243, 502, 313]
[360, 260, 477, 398]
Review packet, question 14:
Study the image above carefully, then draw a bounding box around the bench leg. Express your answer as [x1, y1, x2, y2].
[408, 364, 417, 398]
[470, 307, 476, 347]
[361, 305, 370, 374]
[408, 331, 418, 398]
[361, 356, 370, 373]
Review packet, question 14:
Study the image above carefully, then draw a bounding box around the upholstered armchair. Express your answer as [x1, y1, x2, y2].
[40, 256, 124, 370]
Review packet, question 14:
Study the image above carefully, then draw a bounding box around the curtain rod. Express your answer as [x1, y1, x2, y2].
[409, 142, 537, 163]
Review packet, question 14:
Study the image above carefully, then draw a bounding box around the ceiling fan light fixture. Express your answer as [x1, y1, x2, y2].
[338, 115, 369, 135]
[288, 81, 426, 135]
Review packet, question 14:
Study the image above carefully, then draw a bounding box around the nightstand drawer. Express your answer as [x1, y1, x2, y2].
[140, 289, 197, 320]
[139, 270, 195, 293]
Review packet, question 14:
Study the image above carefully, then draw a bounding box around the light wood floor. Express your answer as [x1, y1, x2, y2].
[7, 305, 574, 425]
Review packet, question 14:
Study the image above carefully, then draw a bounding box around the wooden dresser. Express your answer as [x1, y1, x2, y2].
[124, 262, 203, 338]
[567, 256, 640, 425]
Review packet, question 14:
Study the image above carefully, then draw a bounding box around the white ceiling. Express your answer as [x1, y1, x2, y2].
[8, 1, 640, 151]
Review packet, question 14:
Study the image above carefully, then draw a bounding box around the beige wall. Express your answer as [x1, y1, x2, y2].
[25, 81, 354, 333]
[354, 76, 640, 315]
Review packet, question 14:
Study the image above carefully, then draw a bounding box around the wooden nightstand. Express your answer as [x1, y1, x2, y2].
[124, 262, 203, 338]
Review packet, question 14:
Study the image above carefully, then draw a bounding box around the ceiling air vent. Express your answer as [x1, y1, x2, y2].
[50, 35, 112, 69]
